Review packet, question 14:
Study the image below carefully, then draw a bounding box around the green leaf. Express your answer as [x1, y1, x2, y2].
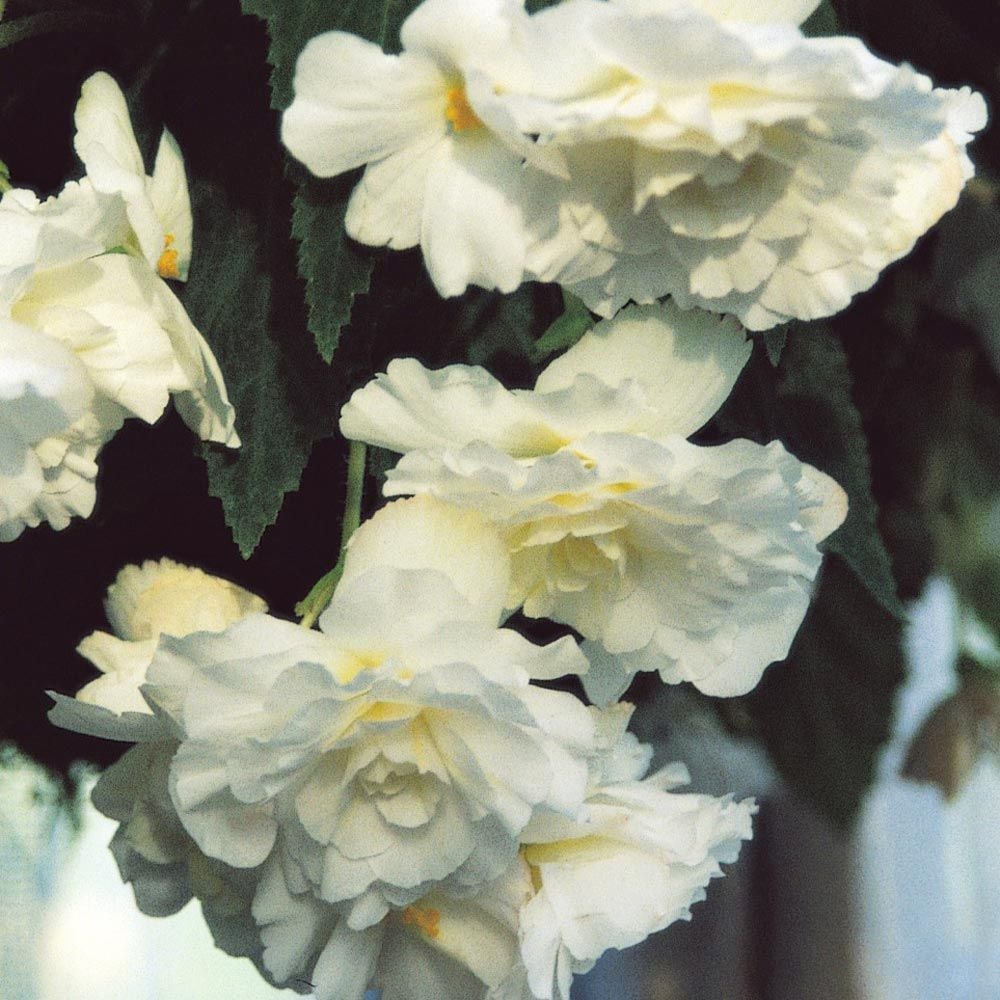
[779, 330, 904, 617]
[181, 181, 343, 557]
[240, 0, 420, 362]
[0, 9, 110, 50]
[760, 325, 788, 367]
[741, 556, 905, 828]
[715, 326, 904, 619]
[239, 0, 413, 110]
[529, 291, 593, 364]
[291, 175, 374, 362]
[460, 286, 543, 370]
[801, 0, 841, 36]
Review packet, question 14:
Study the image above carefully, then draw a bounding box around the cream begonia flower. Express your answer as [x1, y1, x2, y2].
[72, 71, 193, 281]
[0, 319, 94, 541]
[85, 740, 277, 986]
[341, 302, 848, 698]
[0, 187, 239, 537]
[518, 705, 756, 1000]
[48, 560, 270, 961]
[70, 558, 268, 717]
[282, 0, 558, 298]
[512, 0, 986, 327]
[52, 498, 595, 930]
[82, 746, 537, 1000]
[251, 847, 535, 1000]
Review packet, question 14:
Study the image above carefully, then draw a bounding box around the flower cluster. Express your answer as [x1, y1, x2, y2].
[0, 73, 237, 541]
[34, 2, 988, 997]
[342, 301, 847, 699]
[51, 511, 755, 999]
[282, 0, 985, 327]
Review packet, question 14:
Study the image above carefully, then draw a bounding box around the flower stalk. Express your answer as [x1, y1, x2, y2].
[297, 439, 366, 629]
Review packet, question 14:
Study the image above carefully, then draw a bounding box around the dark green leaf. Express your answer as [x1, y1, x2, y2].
[240, 0, 420, 362]
[760, 326, 788, 367]
[0, 10, 110, 50]
[460, 286, 542, 371]
[182, 181, 343, 557]
[716, 326, 904, 618]
[801, 0, 841, 37]
[291, 176, 374, 362]
[779, 330, 903, 617]
[741, 556, 905, 828]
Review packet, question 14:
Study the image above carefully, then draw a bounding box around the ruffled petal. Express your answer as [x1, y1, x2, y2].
[534, 301, 751, 438]
[282, 33, 446, 178]
[340, 357, 564, 456]
[339, 495, 511, 627]
[420, 134, 529, 297]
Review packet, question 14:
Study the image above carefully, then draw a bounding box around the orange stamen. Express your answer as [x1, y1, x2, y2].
[157, 232, 180, 279]
[401, 905, 442, 938]
[444, 86, 484, 133]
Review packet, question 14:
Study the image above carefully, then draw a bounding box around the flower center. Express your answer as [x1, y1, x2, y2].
[444, 86, 484, 133]
[402, 905, 442, 938]
[157, 233, 180, 279]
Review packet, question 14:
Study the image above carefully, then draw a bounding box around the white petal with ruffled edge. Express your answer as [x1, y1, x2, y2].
[74, 72, 193, 280]
[283, 0, 540, 298]
[535, 301, 750, 438]
[513, 3, 986, 326]
[519, 720, 756, 999]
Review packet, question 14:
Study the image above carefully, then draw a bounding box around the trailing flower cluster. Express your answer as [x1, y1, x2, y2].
[49, 307, 846, 1000]
[341, 301, 847, 699]
[52, 532, 755, 1000]
[0, 73, 237, 541]
[18, 0, 986, 997]
[282, 0, 986, 328]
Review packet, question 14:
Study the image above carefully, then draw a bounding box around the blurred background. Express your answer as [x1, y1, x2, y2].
[2, 0, 999, 997]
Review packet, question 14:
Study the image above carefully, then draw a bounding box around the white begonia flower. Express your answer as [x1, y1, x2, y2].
[518, 705, 756, 1000]
[507, 0, 986, 327]
[281, 0, 561, 298]
[251, 847, 535, 1000]
[53, 497, 595, 930]
[87, 740, 274, 979]
[0, 183, 239, 537]
[71, 558, 268, 717]
[86, 745, 538, 1000]
[73, 71, 193, 281]
[8, 232, 237, 440]
[49, 561, 275, 975]
[341, 302, 848, 698]
[0, 319, 94, 540]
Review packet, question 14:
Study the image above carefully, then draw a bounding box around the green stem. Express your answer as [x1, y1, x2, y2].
[297, 441, 367, 629]
[339, 440, 367, 551]
[0, 159, 11, 194]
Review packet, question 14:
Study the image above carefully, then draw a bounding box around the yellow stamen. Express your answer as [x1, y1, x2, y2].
[157, 232, 180, 280]
[401, 905, 442, 938]
[444, 86, 484, 133]
[528, 862, 543, 893]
